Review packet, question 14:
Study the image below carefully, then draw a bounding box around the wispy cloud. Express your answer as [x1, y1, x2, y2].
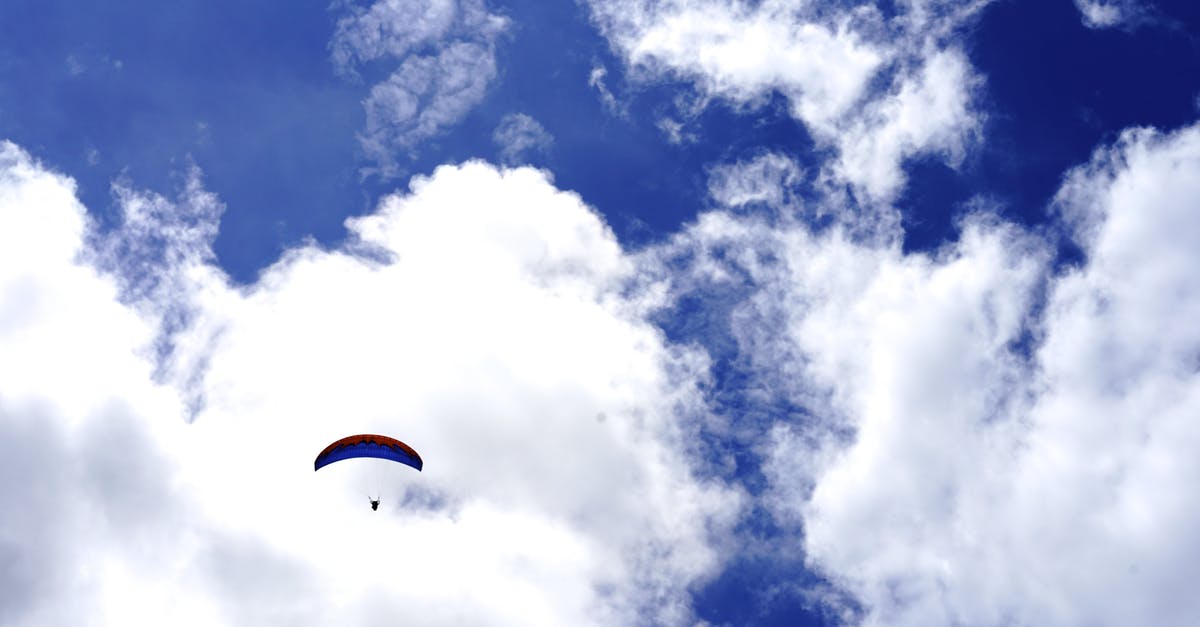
[331, 0, 510, 176]
[330, 0, 462, 73]
[1073, 0, 1148, 29]
[707, 151, 804, 210]
[492, 113, 553, 164]
[588, 64, 623, 116]
[358, 41, 499, 171]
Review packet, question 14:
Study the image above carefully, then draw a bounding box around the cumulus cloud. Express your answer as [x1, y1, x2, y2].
[588, 0, 883, 132]
[0, 143, 742, 626]
[582, 0, 991, 202]
[332, 0, 510, 175]
[492, 113, 553, 164]
[832, 48, 981, 202]
[0, 141, 198, 625]
[654, 121, 1200, 625]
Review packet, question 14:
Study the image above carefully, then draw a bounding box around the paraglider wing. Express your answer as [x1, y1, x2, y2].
[313, 434, 423, 472]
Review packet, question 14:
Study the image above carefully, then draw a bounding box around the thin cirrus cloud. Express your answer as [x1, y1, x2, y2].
[0, 142, 742, 626]
[331, 0, 509, 176]
[492, 113, 554, 164]
[588, 65, 624, 117]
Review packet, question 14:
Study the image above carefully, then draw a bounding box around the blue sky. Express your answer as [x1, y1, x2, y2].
[3, 1, 1200, 625]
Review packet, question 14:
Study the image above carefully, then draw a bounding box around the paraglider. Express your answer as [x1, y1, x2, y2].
[314, 434, 423, 510]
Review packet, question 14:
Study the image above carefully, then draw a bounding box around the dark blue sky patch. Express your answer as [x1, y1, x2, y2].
[891, 0, 1200, 263]
[966, 0, 1200, 224]
[896, 155, 975, 253]
[693, 500, 859, 627]
[693, 551, 833, 626]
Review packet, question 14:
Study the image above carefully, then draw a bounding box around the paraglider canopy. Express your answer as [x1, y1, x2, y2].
[313, 434, 423, 472]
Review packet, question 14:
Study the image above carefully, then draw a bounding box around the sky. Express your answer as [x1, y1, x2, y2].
[2, 0, 1200, 625]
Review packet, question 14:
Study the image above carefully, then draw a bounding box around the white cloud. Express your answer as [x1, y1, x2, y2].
[332, 0, 510, 175]
[1073, 0, 1146, 29]
[764, 221, 1050, 627]
[0, 143, 742, 626]
[656, 117, 696, 145]
[0, 141, 197, 624]
[92, 166, 230, 416]
[330, 0, 461, 73]
[360, 41, 499, 170]
[660, 122, 1200, 625]
[587, 0, 883, 134]
[589, 64, 623, 115]
[0, 144, 159, 422]
[831, 48, 981, 202]
[582, 0, 992, 202]
[707, 151, 804, 209]
[492, 113, 553, 164]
